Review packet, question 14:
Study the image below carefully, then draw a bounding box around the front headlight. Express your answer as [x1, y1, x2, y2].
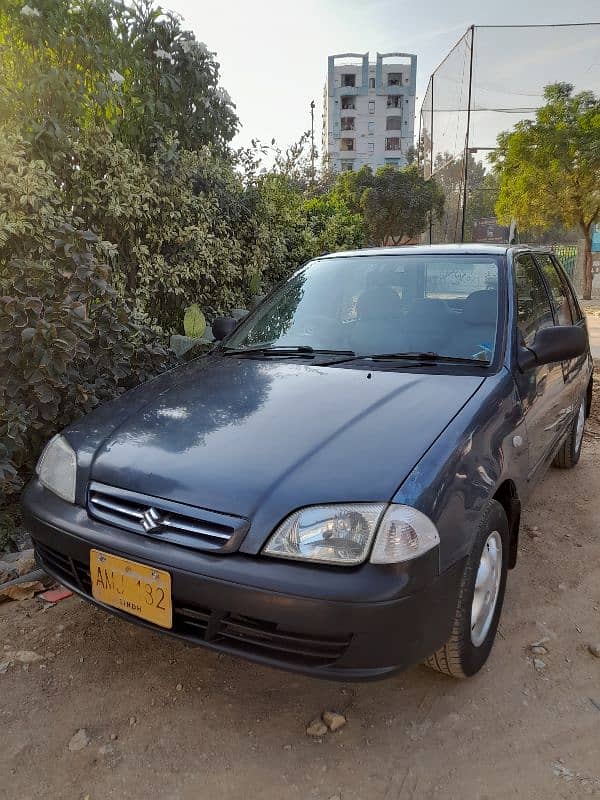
[263, 504, 385, 565]
[36, 434, 76, 503]
[263, 503, 440, 566]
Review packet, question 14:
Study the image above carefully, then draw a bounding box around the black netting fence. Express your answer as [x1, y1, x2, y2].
[419, 24, 600, 245]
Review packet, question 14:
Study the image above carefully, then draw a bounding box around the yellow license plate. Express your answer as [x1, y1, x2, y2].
[90, 549, 172, 629]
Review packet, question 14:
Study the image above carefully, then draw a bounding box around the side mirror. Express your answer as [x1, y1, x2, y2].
[518, 325, 587, 371]
[212, 316, 237, 341]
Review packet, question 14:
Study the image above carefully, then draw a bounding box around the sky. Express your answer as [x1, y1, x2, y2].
[168, 0, 599, 154]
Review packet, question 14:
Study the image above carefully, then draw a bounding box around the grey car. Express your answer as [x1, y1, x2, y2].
[23, 245, 592, 679]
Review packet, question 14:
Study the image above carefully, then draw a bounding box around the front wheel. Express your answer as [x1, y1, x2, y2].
[553, 397, 585, 469]
[426, 499, 509, 678]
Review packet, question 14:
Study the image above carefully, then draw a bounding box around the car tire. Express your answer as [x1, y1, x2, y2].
[553, 397, 585, 469]
[426, 499, 509, 678]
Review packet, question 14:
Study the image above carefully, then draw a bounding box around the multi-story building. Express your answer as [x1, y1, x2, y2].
[322, 52, 417, 173]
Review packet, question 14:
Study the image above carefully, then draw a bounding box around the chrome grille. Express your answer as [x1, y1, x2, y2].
[87, 482, 248, 553]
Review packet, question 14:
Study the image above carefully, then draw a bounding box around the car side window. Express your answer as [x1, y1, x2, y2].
[551, 255, 583, 322]
[535, 254, 573, 325]
[514, 254, 554, 346]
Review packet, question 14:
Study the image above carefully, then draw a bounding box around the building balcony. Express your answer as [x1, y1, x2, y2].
[382, 84, 406, 96]
[332, 85, 363, 97]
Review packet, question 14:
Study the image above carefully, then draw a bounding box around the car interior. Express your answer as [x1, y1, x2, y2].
[346, 274, 498, 360]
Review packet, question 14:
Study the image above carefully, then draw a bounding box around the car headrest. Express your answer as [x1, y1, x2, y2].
[357, 287, 402, 319]
[463, 290, 498, 325]
[404, 299, 451, 318]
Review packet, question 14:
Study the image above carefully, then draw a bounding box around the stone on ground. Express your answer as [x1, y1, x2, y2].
[322, 710, 347, 732]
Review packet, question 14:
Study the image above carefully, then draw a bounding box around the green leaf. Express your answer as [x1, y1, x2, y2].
[183, 304, 206, 338]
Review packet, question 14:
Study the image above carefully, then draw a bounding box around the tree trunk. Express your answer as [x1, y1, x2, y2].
[581, 226, 593, 301]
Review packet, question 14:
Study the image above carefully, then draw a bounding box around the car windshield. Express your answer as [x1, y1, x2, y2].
[227, 254, 501, 362]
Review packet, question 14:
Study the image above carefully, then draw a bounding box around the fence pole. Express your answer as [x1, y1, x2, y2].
[460, 25, 475, 243]
[429, 75, 434, 244]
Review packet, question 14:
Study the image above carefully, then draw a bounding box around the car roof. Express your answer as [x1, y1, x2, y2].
[317, 244, 553, 259]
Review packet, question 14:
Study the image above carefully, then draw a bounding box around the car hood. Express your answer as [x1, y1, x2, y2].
[85, 357, 484, 536]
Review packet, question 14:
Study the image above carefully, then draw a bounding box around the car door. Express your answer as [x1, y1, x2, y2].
[512, 253, 567, 476]
[535, 253, 588, 414]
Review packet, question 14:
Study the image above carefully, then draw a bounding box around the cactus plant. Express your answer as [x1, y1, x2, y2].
[249, 271, 262, 297]
[183, 304, 206, 338]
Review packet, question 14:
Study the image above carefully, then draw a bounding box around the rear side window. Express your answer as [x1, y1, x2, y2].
[535, 254, 573, 325]
[551, 255, 583, 322]
[514, 254, 554, 346]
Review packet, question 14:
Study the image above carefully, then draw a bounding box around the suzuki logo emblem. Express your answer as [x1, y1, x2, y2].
[141, 506, 162, 533]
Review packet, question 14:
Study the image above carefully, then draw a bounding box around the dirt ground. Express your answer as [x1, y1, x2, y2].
[2, 387, 600, 800]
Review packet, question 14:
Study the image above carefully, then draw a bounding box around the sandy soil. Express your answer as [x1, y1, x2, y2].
[1, 387, 600, 800]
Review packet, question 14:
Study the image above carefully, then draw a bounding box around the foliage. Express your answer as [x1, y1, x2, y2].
[0, 0, 247, 333]
[491, 83, 600, 298]
[0, 504, 21, 553]
[69, 129, 256, 328]
[428, 151, 491, 243]
[236, 133, 316, 191]
[360, 165, 444, 245]
[0, 0, 238, 166]
[303, 194, 365, 253]
[329, 165, 375, 216]
[464, 168, 500, 242]
[313, 164, 443, 247]
[0, 131, 173, 498]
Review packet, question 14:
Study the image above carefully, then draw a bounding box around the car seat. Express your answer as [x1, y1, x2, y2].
[445, 290, 498, 360]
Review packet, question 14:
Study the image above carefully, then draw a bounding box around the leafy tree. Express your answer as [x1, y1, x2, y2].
[67, 128, 258, 327]
[491, 83, 600, 298]
[0, 0, 238, 165]
[429, 152, 462, 241]
[329, 165, 375, 215]
[0, 130, 172, 497]
[427, 151, 495, 243]
[361, 165, 444, 246]
[464, 169, 500, 242]
[110, 1, 238, 155]
[303, 194, 365, 254]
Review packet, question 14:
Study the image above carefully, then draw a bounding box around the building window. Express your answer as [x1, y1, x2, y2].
[340, 138, 355, 152]
[387, 72, 402, 86]
[341, 117, 355, 131]
[384, 158, 401, 166]
[369, 77, 375, 89]
[387, 95, 401, 108]
[386, 116, 402, 130]
[341, 73, 356, 87]
[368, 142, 375, 153]
[341, 96, 355, 110]
[341, 161, 354, 171]
[385, 137, 401, 151]
[368, 121, 375, 134]
[368, 100, 375, 114]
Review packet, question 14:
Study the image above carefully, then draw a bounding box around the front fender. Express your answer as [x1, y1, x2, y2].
[393, 368, 528, 572]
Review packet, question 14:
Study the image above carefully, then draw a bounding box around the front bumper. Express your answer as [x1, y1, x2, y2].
[22, 481, 464, 680]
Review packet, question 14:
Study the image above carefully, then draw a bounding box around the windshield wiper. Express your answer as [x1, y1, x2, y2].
[364, 351, 490, 366]
[221, 345, 356, 358]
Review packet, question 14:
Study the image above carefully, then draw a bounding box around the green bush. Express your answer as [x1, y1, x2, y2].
[0, 132, 173, 498]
